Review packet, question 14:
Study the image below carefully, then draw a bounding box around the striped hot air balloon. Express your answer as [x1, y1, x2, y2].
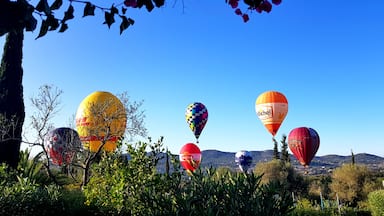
[255, 91, 288, 137]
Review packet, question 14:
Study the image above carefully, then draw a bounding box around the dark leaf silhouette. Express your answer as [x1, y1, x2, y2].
[119, 16, 134, 34]
[50, 0, 63, 10]
[103, 11, 115, 28]
[59, 23, 68, 32]
[63, 5, 75, 23]
[36, 0, 51, 15]
[83, 2, 96, 17]
[36, 19, 49, 39]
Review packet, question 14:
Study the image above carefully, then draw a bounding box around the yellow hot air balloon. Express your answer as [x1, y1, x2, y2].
[75, 91, 127, 152]
[255, 91, 288, 137]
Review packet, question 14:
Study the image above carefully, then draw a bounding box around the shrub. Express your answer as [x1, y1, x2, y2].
[0, 178, 65, 216]
[84, 138, 295, 215]
[330, 164, 375, 207]
[254, 159, 308, 196]
[368, 190, 384, 216]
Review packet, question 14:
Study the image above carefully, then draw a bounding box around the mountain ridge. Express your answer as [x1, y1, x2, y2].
[195, 150, 384, 175]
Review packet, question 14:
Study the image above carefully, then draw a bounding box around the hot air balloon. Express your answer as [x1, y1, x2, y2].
[185, 102, 208, 143]
[179, 143, 202, 173]
[288, 127, 320, 167]
[255, 91, 288, 137]
[235, 150, 253, 172]
[44, 127, 82, 166]
[75, 91, 127, 152]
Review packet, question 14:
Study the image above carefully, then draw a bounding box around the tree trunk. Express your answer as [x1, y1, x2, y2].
[0, 28, 25, 169]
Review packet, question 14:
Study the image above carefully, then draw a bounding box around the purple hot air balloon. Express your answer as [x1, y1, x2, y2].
[235, 150, 253, 172]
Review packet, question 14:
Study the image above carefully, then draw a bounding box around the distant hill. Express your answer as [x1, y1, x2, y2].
[156, 150, 384, 175]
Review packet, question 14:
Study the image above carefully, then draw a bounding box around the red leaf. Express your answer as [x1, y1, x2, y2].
[229, 0, 239, 8]
[260, 0, 272, 13]
[124, 0, 137, 7]
[242, 14, 249, 23]
[235, 8, 242, 15]
[272, 0, 282, 5]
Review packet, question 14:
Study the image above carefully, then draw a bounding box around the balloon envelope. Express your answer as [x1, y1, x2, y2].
[235, 150, 253, 172]
[255, 91, 288, 136]
[185, 102, 208, 141]
[179, 143, 202, 172]
[44, 127, 82, 166]
[75, 91, 127, 152]
[288, 127, 320, 166]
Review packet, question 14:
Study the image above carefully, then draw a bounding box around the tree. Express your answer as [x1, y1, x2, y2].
[75, 91, 147, 187]
[25, 84, 63, 184]
[0, 0, 282, 168]
[0, 28, 25, 169]
[330, 163, 377, 207]
[280, 134, 290, 163]
[24, 85, 147, 187]
[351, 149, 355, 165]
[254, 159, 308, 196]
[272, 137, 280, 160]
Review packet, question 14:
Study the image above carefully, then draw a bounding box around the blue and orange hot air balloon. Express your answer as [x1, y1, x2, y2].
[255, 91, 288, 137]
[185, 102, 208, 143]
[288, 127, 320, 167]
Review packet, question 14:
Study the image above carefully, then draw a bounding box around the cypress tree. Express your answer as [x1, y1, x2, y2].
[351, 149, 355, 165]
[281, 134, 290, 163]
[272, 137, 280, 160]
[0, 28, 25, 169]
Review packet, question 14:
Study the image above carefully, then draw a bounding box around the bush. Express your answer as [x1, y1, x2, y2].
[84, 138, 295, 215]
[254, 159, 308, 196]
[0, 179, 64, 216]
[368, 190, 384, 216]
[330, 164, 375, 207]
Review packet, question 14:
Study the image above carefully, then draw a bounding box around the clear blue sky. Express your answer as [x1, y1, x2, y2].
[1, 0, 383, 157]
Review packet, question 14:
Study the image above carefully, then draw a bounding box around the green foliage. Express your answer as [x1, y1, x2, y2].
[330, 163, 377, 207]
[84, 137, 295, 215]
[0, 163, 16, 186]
[83, 137, 171, 215]
[255, 159, 286, 184]
[368, 190, 384, 216]
[0, 180, 64, 216]
[291, 197, 372, 216]
[308, 174, 332, 200]
[0, 162, 94, 215]
[273, 137, 280, 160]
[281, 134, 290, 163]
[16, 149, 46, 183]
[254, 159, 308, 197]
[291, 198, 334, 216]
